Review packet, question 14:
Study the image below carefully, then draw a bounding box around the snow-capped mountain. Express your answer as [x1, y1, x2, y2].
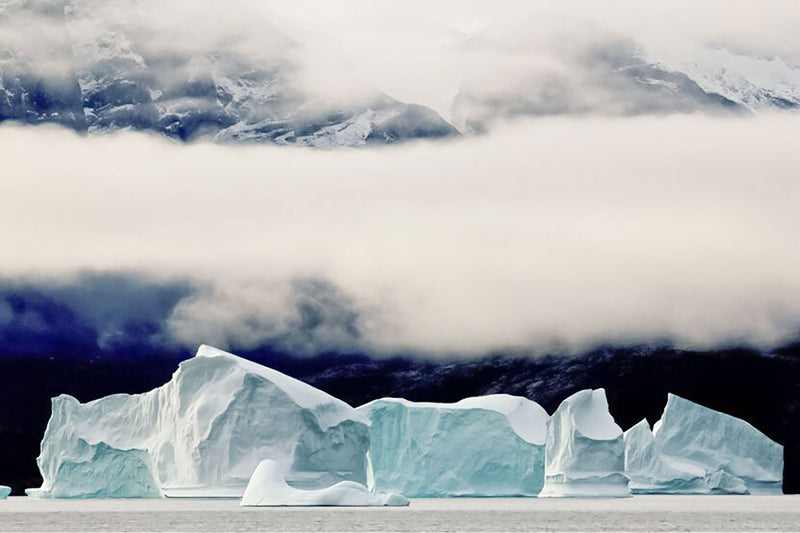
[451, 24, 800, 133]
[0, 1, 459, 146]
[3, 1, 800, 143]
[651, 47, 800, 110]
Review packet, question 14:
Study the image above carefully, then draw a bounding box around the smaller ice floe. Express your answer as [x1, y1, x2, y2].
[240, 460, 408, 507]
[625, 393, 783, 494]
[0, 485, 10, 499]
[540, 389, 631, 498]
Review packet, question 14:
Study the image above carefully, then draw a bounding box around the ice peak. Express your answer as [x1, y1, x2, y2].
[195, 344, 232, 359]
[564, 388, 622, 441]
[31, 345, 371, 498]
[189, 345, 367, 428]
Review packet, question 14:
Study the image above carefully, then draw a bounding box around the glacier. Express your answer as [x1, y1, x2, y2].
[28, 345, 370, 498]
[540, 389, 631, 498]
[240, 460, 408, 507]
[0, 485, 10, 499]
[358, 395, 548, 497]
[627, 393, 783, 495]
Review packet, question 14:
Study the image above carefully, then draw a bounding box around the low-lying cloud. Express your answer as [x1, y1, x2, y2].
[2, 115, 800, 356]
[4, 0, 800, 122]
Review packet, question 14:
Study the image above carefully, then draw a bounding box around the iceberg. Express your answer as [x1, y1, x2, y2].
[646, 393, 783, 494]
[540, 389, 631, 498]
[358, 394, 548, 497]
[26, 438, 162, 498]
[0, 485, 10, 499]
[624, 419, 747, 494]
[240, 460, 408, 507]
[29, 345, 370, 498]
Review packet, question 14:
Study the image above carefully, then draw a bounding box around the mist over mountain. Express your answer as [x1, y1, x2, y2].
[0, 0, 458, 145]
[3, 0, 800, 144]
[450, 12, 800, 132]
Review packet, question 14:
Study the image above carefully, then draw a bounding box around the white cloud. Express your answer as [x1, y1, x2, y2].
[5, 0, 800, 117]
[1, 114, 800, 355]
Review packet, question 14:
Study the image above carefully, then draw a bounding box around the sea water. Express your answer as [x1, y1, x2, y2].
[0, 495, 798, 531]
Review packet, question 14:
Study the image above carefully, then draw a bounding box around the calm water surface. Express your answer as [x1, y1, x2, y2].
[1, 495, 798, 531]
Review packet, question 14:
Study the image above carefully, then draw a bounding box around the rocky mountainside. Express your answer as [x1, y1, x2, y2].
[0, 1, 459, 146]
[451, 29, 800, 133]
[5, 2, 800, 144]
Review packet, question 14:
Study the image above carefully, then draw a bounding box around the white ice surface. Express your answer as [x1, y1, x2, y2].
[361, 394, 547, 444]
[358, 395, 548, 497]
[29, 345, 370, 498]
[624, 418, 747, 494]
[651, 394, 783, 494]
[240, 460, 408, 507]
[540, 389, 630, 498]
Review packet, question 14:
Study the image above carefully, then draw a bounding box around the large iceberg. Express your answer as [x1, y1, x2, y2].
[0, 485, 10, 499]
[540, 389, 631, 498]
[28, 345, 370, 498]
[625, 393, 783, 495]
[624, 419, 747, 494]
[358, 394, 548, 497]
[240, 460, 408, 507]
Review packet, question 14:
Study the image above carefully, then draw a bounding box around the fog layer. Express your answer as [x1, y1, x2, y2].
[2, 115, 799, 355]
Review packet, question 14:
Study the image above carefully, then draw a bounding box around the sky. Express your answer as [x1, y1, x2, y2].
[2, 0, 800, 357]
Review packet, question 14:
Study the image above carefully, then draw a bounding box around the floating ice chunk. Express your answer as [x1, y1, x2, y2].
[540, 389, 630, 498]
[0, 485, 10, 499]
[358, 394, 548, 497]
[240, 460, 408, 506]
[652, 394, 783, 494]
[624, 419, 747, 494]
[29, 345, 370, 498]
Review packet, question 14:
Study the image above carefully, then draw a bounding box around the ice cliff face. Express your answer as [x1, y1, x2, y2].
[624, 419, 748, 494]
[358, 394, 548, 497]
[647, 394, 783, 494]
[540, 389, 631, 498]
[28, 345, 370, 498]
[240, 459, 408, 507]
[27, 437, 162, 498]
[0, 485, 10, 499]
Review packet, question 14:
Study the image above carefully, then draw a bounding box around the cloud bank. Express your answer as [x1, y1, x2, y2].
[2, 115, 800, 356]
[4, 0, 800, 120]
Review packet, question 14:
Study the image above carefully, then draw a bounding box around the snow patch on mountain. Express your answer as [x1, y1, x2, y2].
[651, 47, 800, 109]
